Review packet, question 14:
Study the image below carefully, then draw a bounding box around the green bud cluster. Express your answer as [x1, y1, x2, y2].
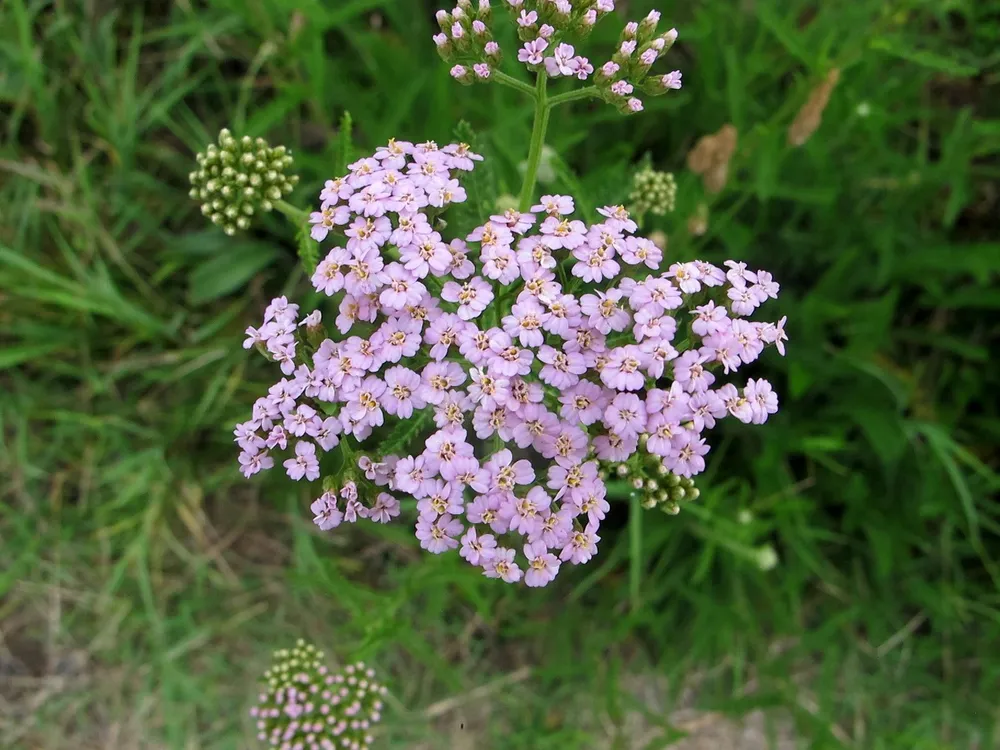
[189, 129, 298, 236]
[629, 167, 677, 217]
[599, 449, 700, 515]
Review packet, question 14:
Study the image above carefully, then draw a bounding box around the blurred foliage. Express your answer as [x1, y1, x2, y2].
[1, 0, 998, 747]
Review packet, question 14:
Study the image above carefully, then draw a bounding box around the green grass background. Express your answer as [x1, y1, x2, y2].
[1, 0, 998, 747]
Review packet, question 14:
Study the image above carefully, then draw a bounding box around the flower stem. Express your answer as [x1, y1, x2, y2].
[518, 72, 550, 212]
[275, 199, 308, 224]
[547, 86, 599, 109]
[493, 70, 537, 99]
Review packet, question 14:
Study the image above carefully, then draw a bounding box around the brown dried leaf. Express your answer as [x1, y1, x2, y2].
[788, 69, 841, 147]
[687, 125, 738, 193]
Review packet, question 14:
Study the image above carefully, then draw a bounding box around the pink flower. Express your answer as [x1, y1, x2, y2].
[600, 345, 647, 391]
[460, 527, 497, 566]
[370, 493, 401, 523]
[510, 403, 559, 450]
[645, 412, 680, 456]
[239, 449, 273, 478]
[560, 523, 600, 564]
[535, 423, 588, 466]
[539, 216, 587, 249]
[343, 376, 387, 432]
[503, 486, 551, 537]
[483, 448, 535, 492]
[424, 426, 474, 477]
[538, 345, 587, 389]
[762, 315, 788, 355]
[394, 454, 431, 495]
[532, 194, 574, 216]
[604, 393, 647, 438]
[517, 9, 537, 27]
[417, 479, 464, 519]
[491, 208, 536, 235]
[691, 300, 729, 336]
[523, 542, 560, 587]
[482, 244, 520, 285]
[502, 298, 548, 347]
[486, 332, 534, 377]
[416, 513, 463, 554]
[421, 361, 467, 404]
[667, 430, 710, 477]
[559, 381, 606, 424]
[378, 263, 426, 311]
[311, 492, 344, 530]
[483, 547, 522, 583]
[572, 244, 621, 282]
[572, 56, 594, 79]
[717, 383, 754, 424]
[610, 80, 634, 96]
[518, 38, 548, 66]
[580, 289, 630, 334]
[424, 313, 468, 360]
[283, 441, 320, 481]
[382, 366, 426, 418]
[468, 367, 510, 410]
[745, 378, 779, 424]
[673, 350, 716, 393]
[544, 43, 577, 77]
[621, 237, 662, 268]
[441, 276, 494, 320]
[315, 417, 342, 451]
[373, 316, 421, 363]
[689, 390, 727, 432]
[661, 70, 683, 90]
[724, 260, 758, 288]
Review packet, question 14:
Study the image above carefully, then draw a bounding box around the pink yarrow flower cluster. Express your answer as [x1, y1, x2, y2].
[234, 141, 787, 587]
[433, 2, 681, 116]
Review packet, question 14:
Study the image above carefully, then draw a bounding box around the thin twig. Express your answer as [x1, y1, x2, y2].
[422, 666, 532, 720]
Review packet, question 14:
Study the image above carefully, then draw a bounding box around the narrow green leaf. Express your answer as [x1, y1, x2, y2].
[187, 246, 278, 305]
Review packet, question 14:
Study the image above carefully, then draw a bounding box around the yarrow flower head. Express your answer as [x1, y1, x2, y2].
[233, 136, 787, 587]
[431, 1, 682, 115]
[189, 128, 299, 235]
[250, 640, 387, 750]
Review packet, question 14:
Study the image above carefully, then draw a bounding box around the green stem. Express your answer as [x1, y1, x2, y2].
[493, 70, 537, 99]
[275, 199, 307, 224]
[518, 72, 550, 212]
[547, 85, 599, 109]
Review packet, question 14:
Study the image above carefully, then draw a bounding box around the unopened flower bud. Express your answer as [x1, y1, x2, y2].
[756, 545, 778, 571]
[450, 64, 475, 85]
[662, 501, 680, 515]
[629, 167, 677, 217]
[189, 129, 298, 235]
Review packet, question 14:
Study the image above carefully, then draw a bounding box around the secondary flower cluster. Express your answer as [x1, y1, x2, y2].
[628, 166, 677, 220]
[251, 641, 386, 750]
[189, 129, 298, 235]
[233, 139, 787, 587]
[601, 450, 699, 515]
[433, 1, 683, 114]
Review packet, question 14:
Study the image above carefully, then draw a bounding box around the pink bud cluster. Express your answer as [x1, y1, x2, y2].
[432, 2, 682, 115]
[592, 9, 682, 113]
[251, 642, 386, 750]
[433, 0, 503, 83]
[234, 140, 787, 587]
